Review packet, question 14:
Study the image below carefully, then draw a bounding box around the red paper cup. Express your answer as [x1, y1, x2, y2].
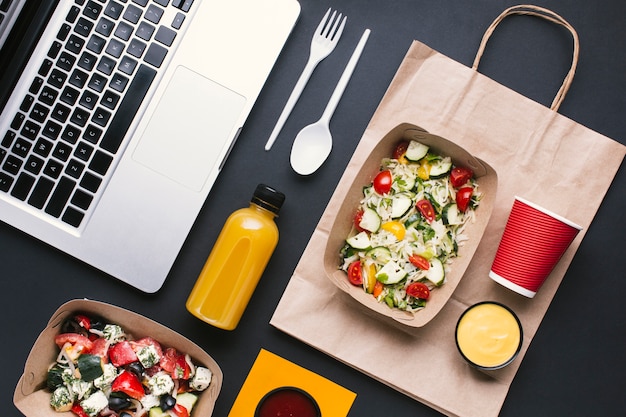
[489, 196, 582, 298]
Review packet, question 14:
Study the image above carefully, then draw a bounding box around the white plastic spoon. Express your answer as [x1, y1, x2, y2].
[290, 29, 370, 175]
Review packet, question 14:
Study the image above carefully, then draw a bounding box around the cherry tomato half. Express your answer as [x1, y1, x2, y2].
[392, 141, 409, 162]
[406, 282, 430, 300]
[353, 209, 365, 232]
[347, 261, 363, 286]
[408, 254, 430, 270]
[54, 333, 94, 353]
[456, 187, 473, 212]
[450, 167, 473, 188]
[373, 170, 393, 195]
[415, 199, 435, 223]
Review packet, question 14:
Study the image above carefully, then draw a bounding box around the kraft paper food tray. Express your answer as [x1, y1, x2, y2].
[323, 123, 497, 328]
[14, 299, 223, 417]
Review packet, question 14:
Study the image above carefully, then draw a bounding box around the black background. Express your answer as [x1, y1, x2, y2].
[3, 0, 625, 416]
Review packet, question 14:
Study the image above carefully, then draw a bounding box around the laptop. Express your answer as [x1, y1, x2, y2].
[0, 0, 300, 292]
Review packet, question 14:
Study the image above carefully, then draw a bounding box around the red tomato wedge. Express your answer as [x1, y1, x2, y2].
[55, 333, 94, 352]
[347, 260, 363, 286]
[408, 254, 430, 270]
[71, 404, 89, 417]
[160, 347, 191, 379]
[172, 404, 190, 417]
[111, 370, 145, 399]
[450, 167, 473, 188]
[415, 199, 436, 223]
[108, 340, 138, 367]
[353, 209, 366, 232]
[456, 187, 473, 212]
[373, 170, 393, 195]
[406, 282, 430, 300]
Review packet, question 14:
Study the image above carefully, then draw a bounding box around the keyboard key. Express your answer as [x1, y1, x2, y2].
[29, 77, 44, 94]
[53, 141, 72, 161]
[145, 5, 164, 24]
[52, 102, 72, 123]
[80, 171, 102, 192]
[60, 85, 81, 105]
[127, 38, 146, 58]
[3, 154, 22, 174]
[48, 68, 67, 88]
[74, 141, 95, 161]
[28, 176, 55, 209]
[24, 154, 45, 175]
[70, 107, 90, 126]
[44, 159, 63, 179]
[39, 59, 53, 76]
[30, 103, 49, 122]
[123, 4, 142, 24]
[86, 34, 106, 54]
[12, 138, 31, 157]
[78, 51, 98, 70]
[20, 95, 35, 112]
[10, 172, 36, 201]
[89, 150, 113, 175]
[80, 89, 99, 109]
[65, 159, 85, 178]
[42, 120, 62, 140]
[131, 0, 148, 7]
[118, 55, 137, 74]
[66, 6, 81, 23]
[83, 124, 103, 143]
[114, 21, 133, 41]
[154, 0, 169, 6]
[100, 64, 155, 153]
[57, 23, 72, 41]
[66, 35, 85, 54]
[39, 86, 58, 105]
[109, 72, 128, 92]
[95, 17, 115, 36]
[88, 72, 107, 92]
[33, 138, 54, 157]
[48, 41, 62, 58]
[71, 189, 93, 210]
[2, 130, 16, 147]
[45, 176, 76, 217]
[136, 21, 154, 41]
[106, 38, 125, 58]
[21, 120, 41, 139]
[62, 206, 85, 227]
[155, 25, 176, 46]
[61, 124, 81, 144]
[0, 172, 13, 192]
[74, 17, 94, 37]
[97, 55, 116, 75]
[101, 90, 121, 109]
[144, 43, 167, 67]
[104, 1, 124, 20]
[92, 107, 112, 126]
[171, 12, 184, 29]
[57, 51, 76, 71]
[10, 112, 25, 130]
[84, 1, 103, 20]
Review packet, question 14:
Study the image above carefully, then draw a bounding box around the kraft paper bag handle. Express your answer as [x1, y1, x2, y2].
[472, 4, 580, 112]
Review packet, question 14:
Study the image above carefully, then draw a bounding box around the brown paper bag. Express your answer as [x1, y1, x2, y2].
[271, 5, 625, 417]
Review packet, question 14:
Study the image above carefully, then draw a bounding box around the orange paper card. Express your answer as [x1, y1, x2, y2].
[228, 349, 356, 416]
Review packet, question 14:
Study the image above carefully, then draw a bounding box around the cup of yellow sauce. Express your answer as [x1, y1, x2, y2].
[455, 302, 523, 370]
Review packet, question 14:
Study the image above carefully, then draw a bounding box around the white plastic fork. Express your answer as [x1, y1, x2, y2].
[264, 8, 347, 151]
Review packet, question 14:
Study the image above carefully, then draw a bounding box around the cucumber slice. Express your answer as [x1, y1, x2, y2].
[443, 203, 462, 225]
[429, 157, 452, 178]
[359, 207, 381, 232]
[425, 258, 445, 285]
[405, 141, 429, 161]
[177, 393, 199, 414]
[390, 193, 413, 218]
[366, 246, 392, 263]
[376, 260, 407, 284]
[346, 231, 371, 249]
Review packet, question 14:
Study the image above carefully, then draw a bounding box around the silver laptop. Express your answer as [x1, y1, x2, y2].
[0, 0, 300, 292]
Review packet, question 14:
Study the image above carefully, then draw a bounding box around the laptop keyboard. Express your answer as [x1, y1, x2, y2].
[0, 0, 194, 228]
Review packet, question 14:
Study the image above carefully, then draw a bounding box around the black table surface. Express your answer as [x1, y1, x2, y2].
[4, 1, 625, 416]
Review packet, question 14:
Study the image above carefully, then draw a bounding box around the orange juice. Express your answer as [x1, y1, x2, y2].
[455, 302, 522, 369]
[186, 184, 284, 330]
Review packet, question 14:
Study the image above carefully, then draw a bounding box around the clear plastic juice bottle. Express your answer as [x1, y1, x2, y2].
[186, 184, 285, 330]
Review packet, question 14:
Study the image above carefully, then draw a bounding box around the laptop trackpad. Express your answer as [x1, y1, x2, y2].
[133, 66, 246, 191]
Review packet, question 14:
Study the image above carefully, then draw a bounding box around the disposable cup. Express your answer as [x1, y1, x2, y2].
[489, 196, 582, 298]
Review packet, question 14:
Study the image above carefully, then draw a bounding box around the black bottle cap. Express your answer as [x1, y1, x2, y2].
[251, 184, 285, 214]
